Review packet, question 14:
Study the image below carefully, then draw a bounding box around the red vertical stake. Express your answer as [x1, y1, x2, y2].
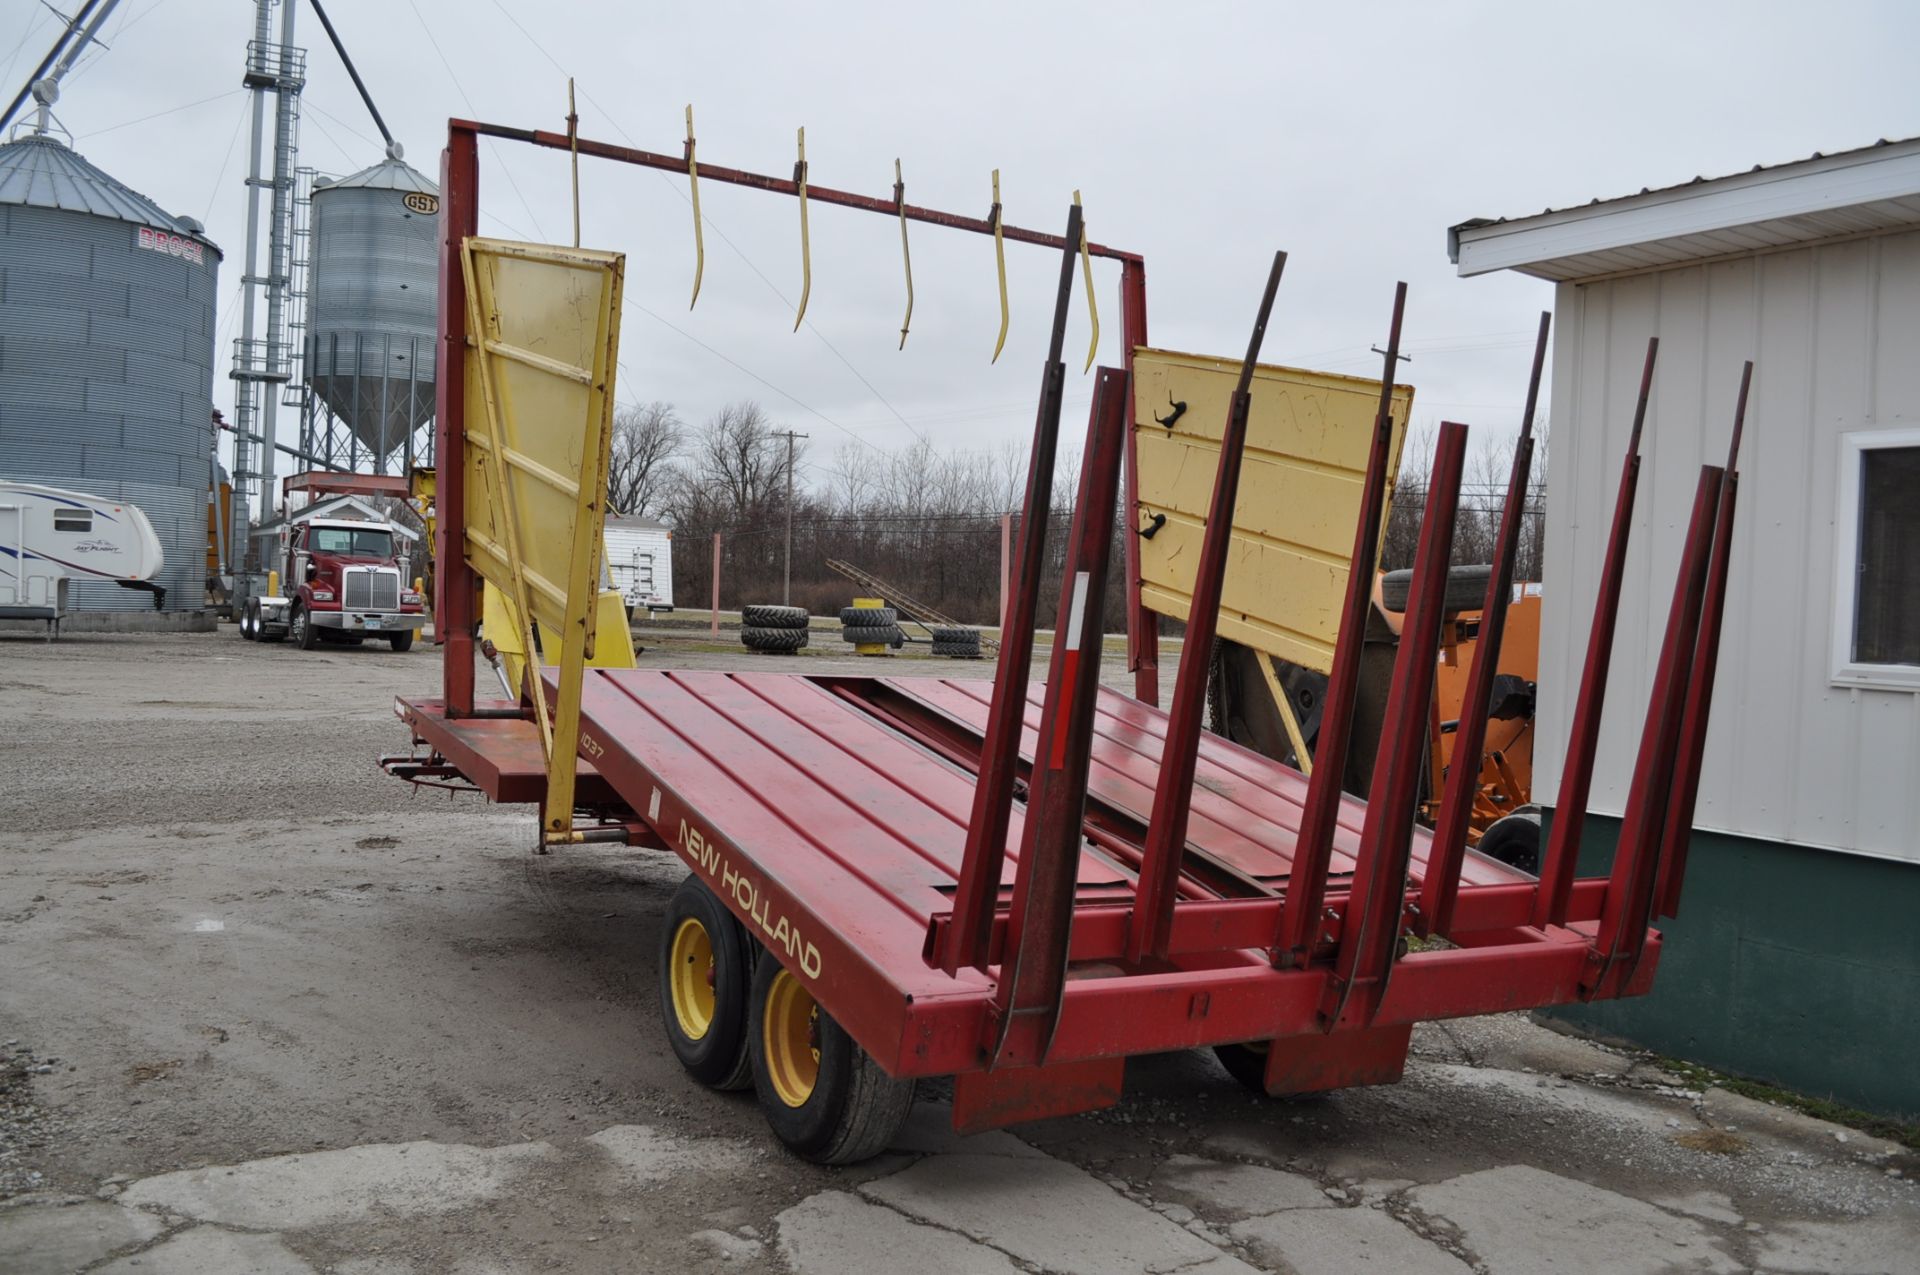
[943, 206, 1083, 977]
[1321, 421, 1469, 1031]
[1586, 466, 1723, 995]
[1532, 337, 1660, 929]
[1128, 252, 1287, 963]
[988, 369, 1129, 1067]
[1653, 361, 1752, 920]
[710, 533, 721, 638]
[1418, 312, 1550, 937]
[1273, 282, 1408, 965]
[436, 126, 479, 715]
[1120, 258, 1155, 704]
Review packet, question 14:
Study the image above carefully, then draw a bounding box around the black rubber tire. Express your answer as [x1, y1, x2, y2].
[931, 639, 982, 658]
[292, 604, 318, 651]
[929, 626, 978, 644]
[1379, 563, 1494, 615]
[742, 604, 810, 630]
[1475, 807, 1543, 876]
[389, 631, 414, 653]
[840, 624, 902, 645]
[658, 875, 755, 1091]
[240, 601, 258, 640]
[741, 625, 809, 653]
[839, 606, 898, 626]
[748, 955, 914, 1164]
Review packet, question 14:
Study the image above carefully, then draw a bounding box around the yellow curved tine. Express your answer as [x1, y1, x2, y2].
[895, 159, 913, 349]
[793, 127, 811, 332]
[990, 169, 1008, 363]
[685, 104, 704, 310]
[1074, 189, 1098, 373]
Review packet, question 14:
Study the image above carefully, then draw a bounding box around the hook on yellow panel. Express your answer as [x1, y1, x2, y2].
[895, 159, 913, 350]
[989, 169, 1008, 364]
[1074, 189, 1098, 373]
[685, 105, 704, 310]
[793, 127, 811, 332]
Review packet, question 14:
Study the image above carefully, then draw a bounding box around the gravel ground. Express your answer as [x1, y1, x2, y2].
[1, 626, 1914, 1272]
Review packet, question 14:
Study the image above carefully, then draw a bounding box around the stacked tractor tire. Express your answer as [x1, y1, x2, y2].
[928, 626, 982, 658]
[739, 605, 810, 654]
[838, 605, 904, 651]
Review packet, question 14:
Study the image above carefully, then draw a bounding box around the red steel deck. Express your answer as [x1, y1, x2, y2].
[397, 668, 1644, 1080]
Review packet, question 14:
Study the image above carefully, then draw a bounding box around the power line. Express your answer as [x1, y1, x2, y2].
[200, 92, 250, 222]
[74, 87, 240, 139]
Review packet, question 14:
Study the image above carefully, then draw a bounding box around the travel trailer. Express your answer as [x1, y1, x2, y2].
[0, 482, 166, 636]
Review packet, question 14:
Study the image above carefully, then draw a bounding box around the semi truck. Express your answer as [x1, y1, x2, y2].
[240, 510, 426, 652]
[602, 513, 673, 619]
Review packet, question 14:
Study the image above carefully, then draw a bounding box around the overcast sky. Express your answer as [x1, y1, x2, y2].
[6, 0, 1917, 490]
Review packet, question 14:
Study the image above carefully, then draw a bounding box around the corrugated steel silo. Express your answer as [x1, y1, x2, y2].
[305, 154, 438, 468]
[0, 133, 221, 613]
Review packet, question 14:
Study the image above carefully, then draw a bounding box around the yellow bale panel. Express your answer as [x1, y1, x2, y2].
[1132, 347, 1412, 675]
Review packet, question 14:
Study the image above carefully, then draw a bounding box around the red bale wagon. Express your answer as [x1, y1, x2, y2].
[383, 117, 1748, 1163]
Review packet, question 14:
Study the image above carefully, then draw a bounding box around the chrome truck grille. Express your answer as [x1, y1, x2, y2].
[343, 567, 400, 611]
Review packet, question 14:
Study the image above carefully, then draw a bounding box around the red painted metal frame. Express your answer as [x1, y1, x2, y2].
[989, 367, 1129, 1066]
[1321, 420, 1469, 1032]
[1120, 260, 1156, 703]
[1273, 283, 1409, 966]
[405, 115, 1747, 1119]
[1418, 312, 1551, 937]
[1130, 252, 1288, 962]
[943, 206, 1083, 977]
[1533, 337, 1660, 927]
[1654, 362, 1751, 920]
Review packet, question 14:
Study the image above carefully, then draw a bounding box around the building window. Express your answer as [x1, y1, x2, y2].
[52, 508, 91, 532]
[1832, 428, 1920, 689]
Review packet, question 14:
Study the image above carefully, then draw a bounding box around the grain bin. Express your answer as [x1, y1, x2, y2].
[0, 133, 221, 613]
[305, 151, 438, 470]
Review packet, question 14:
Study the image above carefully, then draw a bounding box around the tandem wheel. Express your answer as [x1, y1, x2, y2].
[657, 876, 754, 1090]
[747, 952, 914, 1165]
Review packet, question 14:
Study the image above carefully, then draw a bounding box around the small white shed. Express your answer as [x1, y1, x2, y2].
[1451, 138, 1920, 1118]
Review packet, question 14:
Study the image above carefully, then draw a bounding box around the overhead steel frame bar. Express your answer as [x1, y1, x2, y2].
[432, 119, 1149, 719]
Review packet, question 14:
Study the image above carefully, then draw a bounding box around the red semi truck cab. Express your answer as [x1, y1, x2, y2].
[243, 516, 427, 652]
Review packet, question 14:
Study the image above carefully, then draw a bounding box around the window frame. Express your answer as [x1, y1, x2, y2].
[1830, 426, 1920, 691]
[52, 508, 92, 533]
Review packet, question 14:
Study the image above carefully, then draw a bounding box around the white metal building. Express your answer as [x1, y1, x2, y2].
[1451, 137, 1920, 1117]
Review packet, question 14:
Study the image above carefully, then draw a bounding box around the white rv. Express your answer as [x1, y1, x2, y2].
[603, 514, 674, 619]
[0, 481, 166, 635]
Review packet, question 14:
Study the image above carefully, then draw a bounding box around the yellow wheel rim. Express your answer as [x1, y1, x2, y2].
[669, 918, 716, 1041]
[764, 968, 821, 1108]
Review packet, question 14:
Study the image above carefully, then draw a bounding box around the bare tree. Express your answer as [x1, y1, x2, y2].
[607, 401, 683, 517]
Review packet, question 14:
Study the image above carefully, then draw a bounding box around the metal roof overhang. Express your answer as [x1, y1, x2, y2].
[1450, 139, 1920, 282]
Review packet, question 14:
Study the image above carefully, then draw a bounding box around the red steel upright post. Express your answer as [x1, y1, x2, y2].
[1585, 465, 1723, 995]
[1654, 362, 1751, 920]
[999, 513, 1011, 630]
[1129, 252, 1287, 963]
[1533, 337, 1659, 928]
[988, 368, 1129, 1066]
[1272, 283, 1408, 966]
[436, 125, 478, 715]
[942, 207, 1083, 976]
[1322, 421, 1469, 1030]
[1119, 258, 1156, 705]
[1418, 313, 1550, 937]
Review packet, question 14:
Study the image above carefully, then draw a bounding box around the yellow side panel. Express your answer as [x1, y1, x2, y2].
[1132, 347, 1413, 675]
[461, 239, 624, 647]
[484, 581, 635, 696]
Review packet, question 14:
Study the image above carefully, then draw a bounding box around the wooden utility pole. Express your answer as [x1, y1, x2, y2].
[777, 430, 809, 604]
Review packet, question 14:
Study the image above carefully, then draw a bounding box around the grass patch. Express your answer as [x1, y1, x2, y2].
[1652, 1055, 1920, 1150]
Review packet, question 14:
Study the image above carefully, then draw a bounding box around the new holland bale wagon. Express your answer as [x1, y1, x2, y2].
[380, 114, 1748, 1164]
